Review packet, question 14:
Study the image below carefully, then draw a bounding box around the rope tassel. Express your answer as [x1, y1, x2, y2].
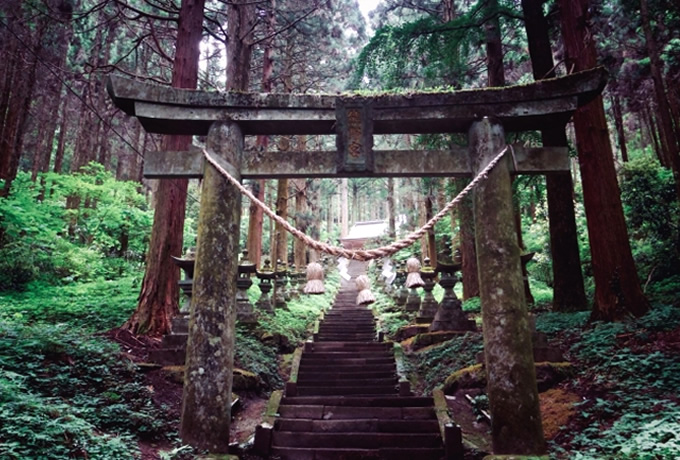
[406, 257, 425, 288]
[355, 275, 376, 305]
[303, 262, 325, 294]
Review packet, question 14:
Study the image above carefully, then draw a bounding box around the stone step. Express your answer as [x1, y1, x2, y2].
[281, 396, 435, 407]
[279, 402, 437, 420]
[318, 322, 375, 328]
[297, 363, 396, 373]
[270, 446, 444, 460]
[306, 341, 391, 351]
[301, 351, 393, 360]
[300, 357, 394, 366]
[275, 418, 440, 433]
[297, 370, 396, 381]
[296, 377, 398, 387]
[149, 347, 185, 366]
[295, 385, 398, 396]
[272, 432, 442, 449]
[161, 333, 188, 348]
[322, 315, 374, 321]
[314, 335, 378, 342]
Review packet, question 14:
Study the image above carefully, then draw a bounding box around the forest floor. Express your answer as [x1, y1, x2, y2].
[107, 327, 270, 459]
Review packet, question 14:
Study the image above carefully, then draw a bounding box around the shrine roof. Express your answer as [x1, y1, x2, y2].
[107, 67, 607, 135]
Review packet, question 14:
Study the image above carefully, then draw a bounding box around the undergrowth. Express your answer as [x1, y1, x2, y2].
[542, 303, 680, 459]
[407, 332, 484, 394]
[0, 317, 172, 459]
[256, 272, 340, 345]
[0, 276, 139, 330]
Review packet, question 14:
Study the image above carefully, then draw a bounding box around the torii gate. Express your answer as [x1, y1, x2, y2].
[108, 67, 606, 455]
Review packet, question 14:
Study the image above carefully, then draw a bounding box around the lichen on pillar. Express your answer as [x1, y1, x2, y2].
[469, 118, 546, 455]
[180, 121, 243, 453]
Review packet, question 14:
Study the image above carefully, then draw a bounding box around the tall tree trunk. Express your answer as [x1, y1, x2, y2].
[307, 179, 321, 262]
[387, 177, 396, 238]
[642, 103, 663, 164]
[246, 179, 266, 266]
[484, 0, 505, 87]
[275, 178, 289, 263]
[425, 191, 436, 263]
[247, 1, 273, 267]
[611, 92, 629, 162]
[522, 0, 588, 311]
[226, 0, 254, 91]
[340, 178, 349, 238]
[0, 39, 18, 135]
[293, 178, 307, 269]
[0, 21, 45, 196]
[123, 0, 205, 336]
[558, 0, 650, 321]
[53, 97, 69, 173]
[639, 0, 680, 201]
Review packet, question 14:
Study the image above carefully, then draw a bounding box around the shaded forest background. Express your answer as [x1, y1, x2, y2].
[1, 0, 680, 458]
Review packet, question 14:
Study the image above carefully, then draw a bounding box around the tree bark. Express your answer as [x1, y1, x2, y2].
[53, 97, 69, 174]
[0, 20, 45, 196]
[424, 191, 436, 263]
[558, 0, 650, 320]
[275, 178, 289, 263]
[611, 92, 628, 162]
[340, 178, 349, 238]
[123, 0, 205, 336]
[642, 103, 663, 164]
[293, 178, 308, 269]
[226, 0, 254, 91]
[522, 0, 588, 311]
[484, 0, 505, 87]
[246, 179, 265, 266]
[387, 177, 396, 238]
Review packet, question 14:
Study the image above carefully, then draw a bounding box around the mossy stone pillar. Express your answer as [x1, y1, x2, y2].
[469, 118, 546, 455]
[180, 121, 243, 452]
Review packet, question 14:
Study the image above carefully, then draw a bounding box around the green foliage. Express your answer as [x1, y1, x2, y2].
[549, 304, 680, 458]
[535, 311, 590, 335]
[0, 317, 172, 459]
[351, 16, 477, 90]
[256, 271, 340, 345]
[619, 156, 680, 278]
[0, 168, 151, 290]
[0, 276, 139, 330]
[235, 326, 283, 389]
[529, 278, 554, 307]
[408, 332, 484, 394]
[461, 296, 481, 312]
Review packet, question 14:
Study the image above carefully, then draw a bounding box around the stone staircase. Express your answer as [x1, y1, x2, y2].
[257, 262, 457, 459]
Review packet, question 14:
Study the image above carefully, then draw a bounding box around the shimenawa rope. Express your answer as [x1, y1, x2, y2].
[202, 145, 512, 262]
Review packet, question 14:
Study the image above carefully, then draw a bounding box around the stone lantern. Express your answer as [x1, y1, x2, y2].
[236, 249, 258, 324]
[429, 263, 475, 332]
[417, 257, 438, 322]
[256, 259, 275, 313]
[392, 261, 407, 306]
[171, 254, 195, 316]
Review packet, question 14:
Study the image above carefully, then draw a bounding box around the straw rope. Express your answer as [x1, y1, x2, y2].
[202, 145, 511, 262]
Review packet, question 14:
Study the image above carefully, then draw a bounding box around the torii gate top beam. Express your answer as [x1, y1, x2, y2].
[107, 67, 607, 137]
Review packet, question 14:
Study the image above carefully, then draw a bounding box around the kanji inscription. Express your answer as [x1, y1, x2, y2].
[336, 100, 374, 173]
